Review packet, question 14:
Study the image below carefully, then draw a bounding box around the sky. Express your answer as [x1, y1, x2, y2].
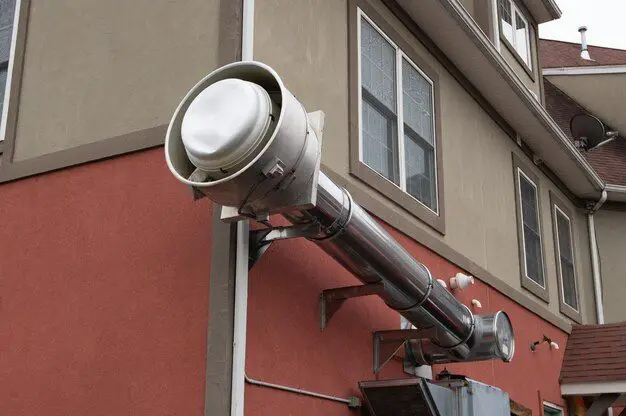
[539, 0, 626, 50]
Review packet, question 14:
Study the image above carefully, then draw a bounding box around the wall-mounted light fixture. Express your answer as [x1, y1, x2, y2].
[530, 335, 559, 351]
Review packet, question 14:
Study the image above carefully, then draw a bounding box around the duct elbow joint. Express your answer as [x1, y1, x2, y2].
[409, 311, 515, 366]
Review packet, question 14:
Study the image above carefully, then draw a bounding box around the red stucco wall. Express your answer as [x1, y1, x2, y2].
[245, 217, 568, 415]
[0, 149, 213, 416]
[1, 149, 567, 415]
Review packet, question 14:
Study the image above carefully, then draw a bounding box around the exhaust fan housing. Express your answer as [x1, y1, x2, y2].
[166, 61, 322, 220]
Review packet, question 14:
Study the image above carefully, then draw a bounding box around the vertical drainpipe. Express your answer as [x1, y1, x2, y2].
[231, 2, 254, 416]
[588, 190, 607, 324]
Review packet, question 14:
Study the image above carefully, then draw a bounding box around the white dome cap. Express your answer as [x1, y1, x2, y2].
[181, 78, 274, 173]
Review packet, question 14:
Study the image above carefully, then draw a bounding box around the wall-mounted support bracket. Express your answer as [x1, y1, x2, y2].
[319, 283, 384, 330]
[373, 328, 437, 374]
[248, 222, 321, 269]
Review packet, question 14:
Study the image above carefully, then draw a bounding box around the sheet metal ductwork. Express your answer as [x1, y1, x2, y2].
[165, 61, 515, 366]
[294, 173, 513, 364]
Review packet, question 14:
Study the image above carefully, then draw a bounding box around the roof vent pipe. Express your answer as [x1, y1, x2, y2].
[165, 61, 515, 367]
[579, 26, 592, 61]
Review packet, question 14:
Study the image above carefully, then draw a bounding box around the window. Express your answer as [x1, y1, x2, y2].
[543, 402, 563, 416]
[358, 10, 439, 214]
[498, 0, 531, 68]
[512, 154, 548, 302]
[550, 192, 581, 322]
[518, 171, 544, 286]
[0, 0, 16, 142]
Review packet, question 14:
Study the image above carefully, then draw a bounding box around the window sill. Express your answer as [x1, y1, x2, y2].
[521, 276, 550, 303]
[500, 34, 536, 81]
[559, 302, 582, 324]
[351, 161, 445, 235]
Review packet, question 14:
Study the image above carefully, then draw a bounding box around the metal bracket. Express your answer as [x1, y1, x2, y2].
[319, 283, 384, 330]
[248, 222, 321, 269]
[373, 328, 437, 374]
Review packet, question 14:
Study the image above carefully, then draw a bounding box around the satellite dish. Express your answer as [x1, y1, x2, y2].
[570, 113, 618, 150]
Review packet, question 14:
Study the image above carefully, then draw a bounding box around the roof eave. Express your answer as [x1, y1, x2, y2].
[523, 0, 562, 24]
[396, 0, 604, 198]
[544, 65, 626, 75]
[544, 0, 562, 20]
[606, 184, 626, 202]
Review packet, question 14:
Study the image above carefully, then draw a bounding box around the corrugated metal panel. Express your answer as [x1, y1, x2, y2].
[359, 379, 443, 416]
[360, 377, 512, 415]
[465, 379, 511, 415]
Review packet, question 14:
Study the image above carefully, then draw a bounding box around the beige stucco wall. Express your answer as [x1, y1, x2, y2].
[13, 0, 222, 161]
[500, 32, 542, 99]
[254, 0, 594, 325]
[459, 0, 475, 16]
[595, 209, 626, 324]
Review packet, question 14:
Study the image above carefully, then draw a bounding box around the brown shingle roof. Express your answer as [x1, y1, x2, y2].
[540, 39, 626, 68]
[544, 80, 626, 186]
[560, 322, 626, 384]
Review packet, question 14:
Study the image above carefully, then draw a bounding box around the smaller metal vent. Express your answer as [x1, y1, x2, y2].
[359, 379, 442, 416]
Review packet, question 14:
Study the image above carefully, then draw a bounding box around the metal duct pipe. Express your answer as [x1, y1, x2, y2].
[287, 172, 514, 365]
[165, 61, 514, 367]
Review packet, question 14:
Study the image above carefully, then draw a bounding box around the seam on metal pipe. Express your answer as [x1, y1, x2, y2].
[244, 374, 360, 407]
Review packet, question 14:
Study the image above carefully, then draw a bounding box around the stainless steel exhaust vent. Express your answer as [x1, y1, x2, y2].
[165, 61, 515, 366]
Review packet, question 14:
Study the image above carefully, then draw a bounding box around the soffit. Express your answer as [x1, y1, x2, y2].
[521, 0, 561, 24]
[546, 73, 626, 138]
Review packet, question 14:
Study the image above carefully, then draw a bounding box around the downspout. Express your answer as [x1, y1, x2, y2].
[231, 1, 254, 415]
[588, 189, 607, 324]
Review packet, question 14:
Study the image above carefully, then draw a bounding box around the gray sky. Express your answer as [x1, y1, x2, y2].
[539, 0, 626, 50]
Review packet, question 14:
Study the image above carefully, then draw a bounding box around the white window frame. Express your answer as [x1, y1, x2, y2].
[357, 8, 439, 215]
[490, 0, 501, 51]
[553, 204, 579, 312]
[499, 0, 532, 69]
[0, 0, 22, 143]
[517, 167, 545, 289]
[543, 402, 564, 416]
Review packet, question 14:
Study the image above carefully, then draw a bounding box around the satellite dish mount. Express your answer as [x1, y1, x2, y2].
[570, 113, 619, 151]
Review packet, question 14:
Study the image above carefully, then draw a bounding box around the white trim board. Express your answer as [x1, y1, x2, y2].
[561, 381, 626, 396]
[544, 65, 626, 76]
[606, 184, 626, 193]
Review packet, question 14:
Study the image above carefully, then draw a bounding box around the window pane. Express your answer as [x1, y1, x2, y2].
[523, 225, 544, 286]
[362, 96, 399, 183]
[561, 260, 577, 309]
[404, 131, 436, 210]
[499, 0, 513, 43]
[360, 19, 396, 111]
[0, 67, 6, 116]
[514, 11, 530, 65]
[520, 176, 539, 232]
[0, 0, 14, 65]
[556, 211, 578, 309]
[402, 59, 433, 145]
[519, 174, 544, 287]
[544, 405, 563, 416]
[557, 213, 573, 261]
